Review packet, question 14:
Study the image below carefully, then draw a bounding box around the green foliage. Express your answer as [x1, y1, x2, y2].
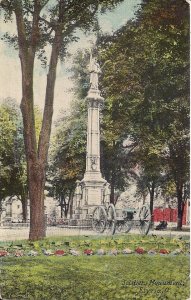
[67, 0, 189, 210]
[0, 98, 26, 202]
[51, 104, 87, 178]
[70, 49, 90, 99]
[0, 0, 124, 66]
[0, 99, 44, 219]
[97, 0, 189, 218]
[47, 100, 87, 216]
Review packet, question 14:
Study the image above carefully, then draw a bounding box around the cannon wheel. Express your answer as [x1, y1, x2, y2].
[115, 213, 133, 233]
[123, 217, 133, 233]
[138, 204, 151, 235]
[105, 204, 117, 235]
[92, 206, 107, 233]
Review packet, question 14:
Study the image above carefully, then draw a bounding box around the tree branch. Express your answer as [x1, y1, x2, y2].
[14, 1, 27, 55]
[39, 0, 51, 10]
[30, 0, 42, 54]
[26, 7, 55, 29]
[0, 0, 12, 11]
[38, 28, 63, 162]
[37, 1, 99, 162]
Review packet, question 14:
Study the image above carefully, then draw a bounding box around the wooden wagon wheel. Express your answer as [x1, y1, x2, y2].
[115, 209, 134, 233]
[105, 203, 117, 235]
[92, 206, 107, 233]
[138, 204, 151, 235]
[122, 213, 133, 233]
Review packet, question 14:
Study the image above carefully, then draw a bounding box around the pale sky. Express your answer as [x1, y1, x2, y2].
[0, 0, 141, 121]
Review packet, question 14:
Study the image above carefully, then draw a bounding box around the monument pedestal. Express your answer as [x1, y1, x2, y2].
[80, 172, 106, 218]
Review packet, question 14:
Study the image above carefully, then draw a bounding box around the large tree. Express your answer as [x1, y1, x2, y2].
[98, 0, 189, 228]
[0, 99, 18, 215]
[0, 98, 28, 221]
[0, 0, 123, 240]
[47, 100, 86, 218]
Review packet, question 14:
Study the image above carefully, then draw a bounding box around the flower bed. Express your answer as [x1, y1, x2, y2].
[0, 236, 189, 258]
[0, 247, 189, 257]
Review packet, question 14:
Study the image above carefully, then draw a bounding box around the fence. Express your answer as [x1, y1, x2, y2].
[153, 205, 188, 225]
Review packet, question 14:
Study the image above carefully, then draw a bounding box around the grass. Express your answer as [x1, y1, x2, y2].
[0, 234, 190, 300]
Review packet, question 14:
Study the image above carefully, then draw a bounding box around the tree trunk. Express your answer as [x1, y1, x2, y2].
[69, 190, 74, 219]
[21, 196, 28, 222]
[149, 189, 154, 217]
[110, 169, 115, 204]
[13, 2, 63, 240]
[177, 184, 184, 230]
[149, 182, 155, 225]
[29, 30, 62, 240]
[28, 162, 46, 240]
[64, 206, 68, 218]
[0, 200, 2, 226]
[60, 194, 66, 218]
[64, 200, 69, 218]
[61, 203, 63, 218]
[14, 4, 43, 240]
[110, 183, 115, 204]
[142, 193, 147, 204]
[114, 193, 120, 206]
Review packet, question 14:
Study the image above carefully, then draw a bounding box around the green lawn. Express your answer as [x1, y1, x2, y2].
[0, 235, 190, 300]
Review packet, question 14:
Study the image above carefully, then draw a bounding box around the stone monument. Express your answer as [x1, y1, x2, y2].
[73, 51, 109, 220]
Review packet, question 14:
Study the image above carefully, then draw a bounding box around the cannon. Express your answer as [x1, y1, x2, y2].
[92, 203, 151, 235]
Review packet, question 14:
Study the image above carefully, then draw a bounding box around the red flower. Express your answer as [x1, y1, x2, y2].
[54, 249, 65, 256]
[135, 247, 145, 254]
[159, 249, 169, 254]
[0, 250, 8, 257]
[84, 249, 93, 255]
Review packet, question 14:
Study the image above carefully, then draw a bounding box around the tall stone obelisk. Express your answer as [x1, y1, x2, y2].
[80, 53, 107, 218]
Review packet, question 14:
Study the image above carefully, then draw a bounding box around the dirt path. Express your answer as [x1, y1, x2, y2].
[0, 225, 189, 241]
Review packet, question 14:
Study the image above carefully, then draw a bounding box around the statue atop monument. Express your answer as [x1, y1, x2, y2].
[89, 52, 101, 90]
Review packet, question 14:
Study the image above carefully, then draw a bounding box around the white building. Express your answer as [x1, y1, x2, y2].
[0, 196, 60, 225]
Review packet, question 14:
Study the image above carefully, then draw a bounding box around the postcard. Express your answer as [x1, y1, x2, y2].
[0, 1, 190, 299]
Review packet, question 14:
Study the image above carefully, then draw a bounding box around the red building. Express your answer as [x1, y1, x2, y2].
[153, 200, 190, 225]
